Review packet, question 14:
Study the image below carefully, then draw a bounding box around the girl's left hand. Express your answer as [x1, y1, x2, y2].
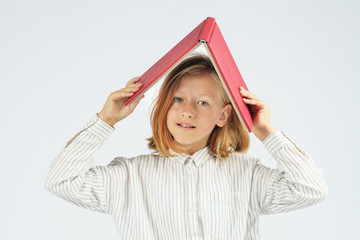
[240, 86, 277, 142]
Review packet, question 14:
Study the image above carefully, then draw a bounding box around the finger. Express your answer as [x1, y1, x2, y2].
[112, 84, 142, 96]
[112, 88, 135, 96]
[127, 82, 143, 90]
[240, 87, 261, 100]
[120, 83, 143, 94]
[126, 76, 141, 87]
[109, 90, 135, 101]
[243, 97, 264, 106]
[239, 86, 255, 97]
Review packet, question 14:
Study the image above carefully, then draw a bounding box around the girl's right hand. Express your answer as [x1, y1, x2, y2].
[98, 76, 144, 127]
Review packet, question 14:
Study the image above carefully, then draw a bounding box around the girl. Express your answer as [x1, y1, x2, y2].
[45, 54, 327, 240]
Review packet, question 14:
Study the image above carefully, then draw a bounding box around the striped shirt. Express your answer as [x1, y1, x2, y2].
[45, 115, 328, 240]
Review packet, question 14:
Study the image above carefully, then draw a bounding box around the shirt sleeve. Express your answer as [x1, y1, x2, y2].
[251, 130, 328, 215]
[45, 114, 115, 213]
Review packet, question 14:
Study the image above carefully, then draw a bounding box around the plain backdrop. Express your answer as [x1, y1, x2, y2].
[0, 0, 359, 239]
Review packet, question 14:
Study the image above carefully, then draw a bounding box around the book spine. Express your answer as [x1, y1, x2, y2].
[198, 17, 216, 42]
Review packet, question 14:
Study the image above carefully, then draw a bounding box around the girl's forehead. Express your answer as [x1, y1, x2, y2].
[174, 74, 220, 98]
[176, 73, 217, 89]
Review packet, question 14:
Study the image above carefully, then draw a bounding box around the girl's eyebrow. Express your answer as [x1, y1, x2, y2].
[175, 92, 215, 100]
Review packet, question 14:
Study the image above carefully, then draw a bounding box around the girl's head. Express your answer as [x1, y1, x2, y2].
[147, 53, 249, 158]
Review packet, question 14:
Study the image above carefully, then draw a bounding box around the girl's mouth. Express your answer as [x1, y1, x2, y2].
[177, 123, 195, 128]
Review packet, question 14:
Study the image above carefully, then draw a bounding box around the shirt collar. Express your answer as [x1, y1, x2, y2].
[169, 146, 214, 167]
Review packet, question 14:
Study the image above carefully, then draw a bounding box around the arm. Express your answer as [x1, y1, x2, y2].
[253, 130, 328, 214]
[240, 87, 328, 214]
[45, 77, 144, 212]
[45, 115, 115, 213]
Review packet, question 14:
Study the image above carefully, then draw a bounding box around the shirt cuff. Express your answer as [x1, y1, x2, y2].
[83, 114, 115, 142]
[263, 130, 293, 155]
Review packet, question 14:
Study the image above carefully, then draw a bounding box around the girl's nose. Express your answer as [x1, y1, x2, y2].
[180, 103, 194, 118]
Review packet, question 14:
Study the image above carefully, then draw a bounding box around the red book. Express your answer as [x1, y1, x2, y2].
[125, 17, 252, 132]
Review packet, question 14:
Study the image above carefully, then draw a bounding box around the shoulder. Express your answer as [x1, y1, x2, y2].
[214, 152, 265, 182]
[223, 151, 262, 168]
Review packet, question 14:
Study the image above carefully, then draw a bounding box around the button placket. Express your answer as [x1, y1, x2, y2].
[184, 157, 201, 238]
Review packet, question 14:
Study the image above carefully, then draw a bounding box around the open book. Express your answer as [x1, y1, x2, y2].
[125, 17, 252, 132]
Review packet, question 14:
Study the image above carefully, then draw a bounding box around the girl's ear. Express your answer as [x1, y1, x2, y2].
[216, 104, 232, 128]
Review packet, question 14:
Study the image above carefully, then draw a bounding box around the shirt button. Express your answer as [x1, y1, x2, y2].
[188, 170, 194, 175]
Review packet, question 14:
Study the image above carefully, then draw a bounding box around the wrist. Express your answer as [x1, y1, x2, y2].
[253, 124, 277, 142]
[97, 112, 117, 128]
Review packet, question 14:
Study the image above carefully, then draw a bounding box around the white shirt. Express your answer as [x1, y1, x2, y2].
[45, 115, 328, 240]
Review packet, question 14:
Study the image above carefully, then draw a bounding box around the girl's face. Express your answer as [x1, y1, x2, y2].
[166, 73, 231, 155]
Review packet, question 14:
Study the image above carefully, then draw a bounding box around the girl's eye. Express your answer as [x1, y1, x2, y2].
[174, 97, 183, 102]
[198, 101, 208, 106]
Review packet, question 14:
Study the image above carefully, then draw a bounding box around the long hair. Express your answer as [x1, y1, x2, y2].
[147, 53, 250, 158]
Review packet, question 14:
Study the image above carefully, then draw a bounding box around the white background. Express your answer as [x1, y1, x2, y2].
[1, 0, 359, 239]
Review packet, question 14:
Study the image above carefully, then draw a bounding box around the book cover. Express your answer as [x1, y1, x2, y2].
[125, 17, 252, 132]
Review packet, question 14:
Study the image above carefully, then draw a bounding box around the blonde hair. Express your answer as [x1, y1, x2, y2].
[147, 53, 249, 158]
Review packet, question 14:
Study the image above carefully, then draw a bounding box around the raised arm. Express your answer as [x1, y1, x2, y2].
[45, 77, 144, 212]
[253, 130, 328, 214]
[240, 87, 328, 214]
